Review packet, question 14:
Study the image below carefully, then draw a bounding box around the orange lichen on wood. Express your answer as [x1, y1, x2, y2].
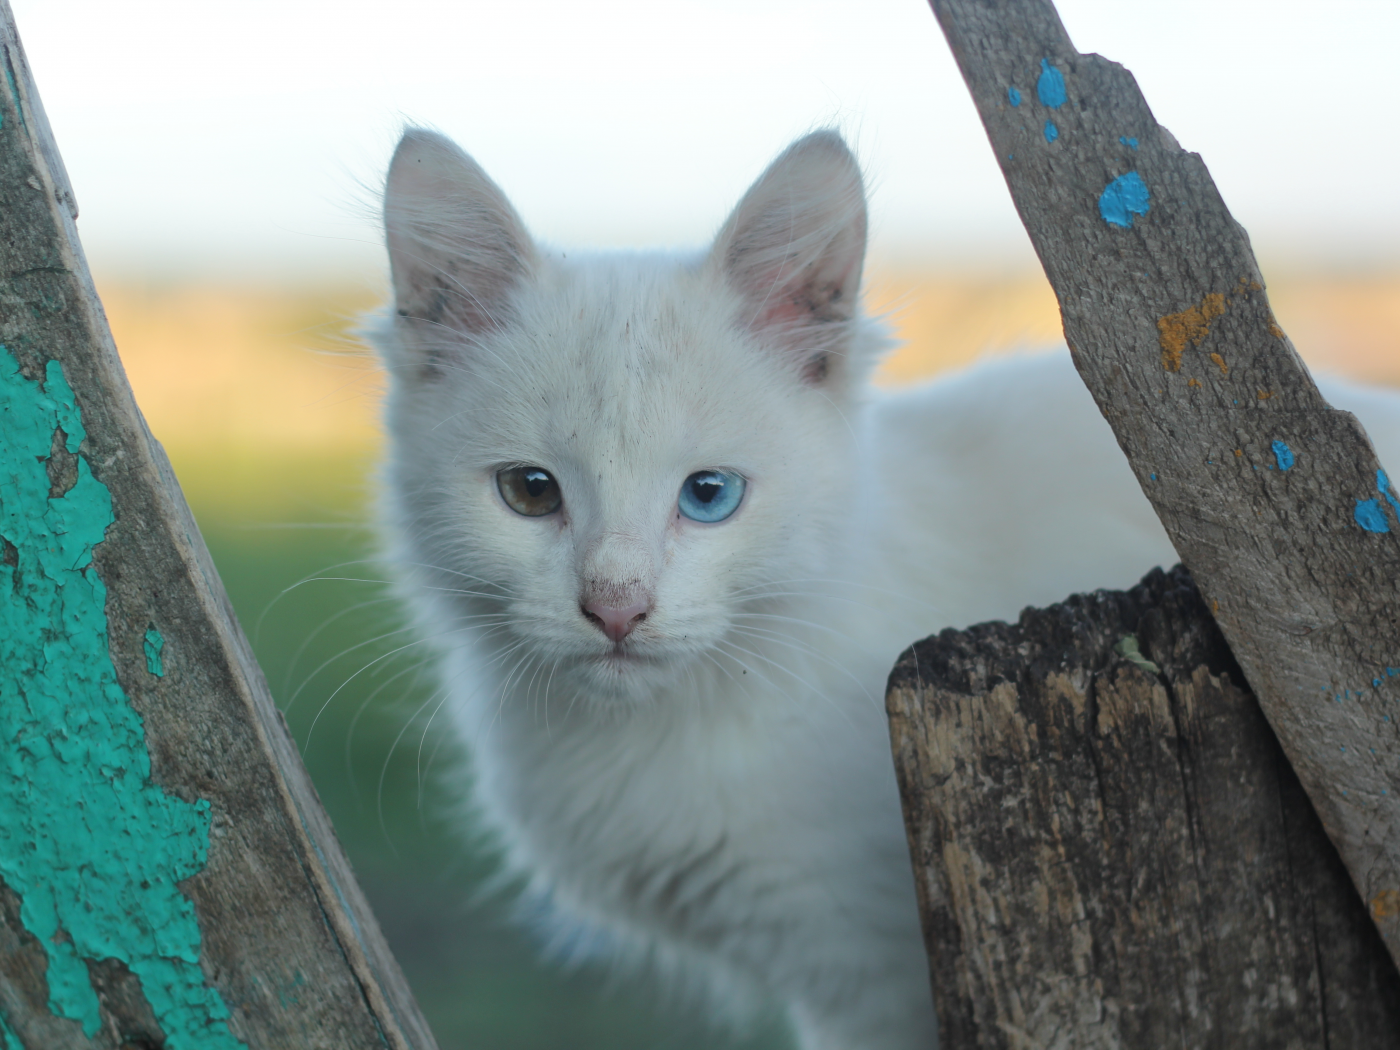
[1187, 377, 1202, 388]
[1157, 292, 1226, 371]
[1258, 390, 1274, 400]
[1209, 352, 1229, 374]
[1374, 889, 1400, 919]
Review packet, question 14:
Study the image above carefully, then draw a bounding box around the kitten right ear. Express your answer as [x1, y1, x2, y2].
[383, 129, 536, 373]
[708, 130, 868, 385]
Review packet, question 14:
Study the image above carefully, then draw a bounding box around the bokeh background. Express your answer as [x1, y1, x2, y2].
[12, 0, 1400, 1046]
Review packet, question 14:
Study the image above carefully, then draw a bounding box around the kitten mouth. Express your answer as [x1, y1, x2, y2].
[594, 644, 650, 667]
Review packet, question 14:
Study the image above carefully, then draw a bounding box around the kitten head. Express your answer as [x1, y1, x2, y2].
[373, 128, 886, 704]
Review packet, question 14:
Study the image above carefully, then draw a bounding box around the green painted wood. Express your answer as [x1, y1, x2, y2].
[0, 5, 438, 1047]
[925, 0, 1400, 967]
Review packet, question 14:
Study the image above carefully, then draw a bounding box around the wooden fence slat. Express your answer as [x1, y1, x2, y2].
[887, 566, 1400, 1048]
[926, 0, 1400, 964]
[0, 5, 438, 1047]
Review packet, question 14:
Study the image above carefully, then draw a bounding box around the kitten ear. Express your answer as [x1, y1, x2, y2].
[709, 131, 868, 384]
[383, 129, 536, 373]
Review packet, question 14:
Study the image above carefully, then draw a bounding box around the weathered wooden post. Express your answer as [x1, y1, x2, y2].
[0, 4, 438, 1047]
[888, 568, 1400, 1047]
[916, 0, 1400, 963]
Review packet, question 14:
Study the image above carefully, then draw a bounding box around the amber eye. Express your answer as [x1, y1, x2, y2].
[497, 466, 562, 517]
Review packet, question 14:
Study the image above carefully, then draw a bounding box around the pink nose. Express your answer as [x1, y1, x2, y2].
[581, 599, 650, 643]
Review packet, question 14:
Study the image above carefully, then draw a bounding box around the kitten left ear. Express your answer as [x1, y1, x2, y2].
[383, 128, 537, 377]
[709, 130, 868, 384]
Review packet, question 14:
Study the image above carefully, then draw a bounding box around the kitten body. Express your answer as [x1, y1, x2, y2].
[369, 128, 1398, 1049]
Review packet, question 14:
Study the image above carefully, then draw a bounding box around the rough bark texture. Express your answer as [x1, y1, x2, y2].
[927, 0, 1400, 964]
[0, 5, 437, 1048]
[887, 566, 1400, 1049]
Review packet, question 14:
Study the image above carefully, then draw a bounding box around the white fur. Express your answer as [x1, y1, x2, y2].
[368, 128, 1400, 1050]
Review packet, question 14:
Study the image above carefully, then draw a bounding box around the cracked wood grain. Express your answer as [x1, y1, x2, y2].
[887, 567, 1400, 1048]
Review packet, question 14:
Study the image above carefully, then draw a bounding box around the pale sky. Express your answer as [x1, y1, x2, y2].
[11, 0, 1399, 279]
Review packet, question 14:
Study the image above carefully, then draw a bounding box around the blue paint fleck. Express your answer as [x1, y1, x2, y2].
[1044, 120, 1058, 143]
[1378, 469, 1400, 517]
[1355, 498, 1389, 533]
[1272, 440, 1294, 471]
[1119, 136, 1139, 150]
[1098, 171, 1151, 228]
[1037, 59, 1067, 108]
[1341, 745, 1346, 751]
[1375, 679, 1383, 687]
[45, 360, 86, 453]
[1388, 667, 1397, 676]
[1150, 472, 1157, 480]
[1008, 86, 1022, 107]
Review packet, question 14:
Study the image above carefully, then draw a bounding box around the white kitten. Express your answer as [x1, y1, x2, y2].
[367, 127, 1396, 1049]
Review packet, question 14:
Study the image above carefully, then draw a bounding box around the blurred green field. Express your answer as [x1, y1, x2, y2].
[180, 450, 789, 1050]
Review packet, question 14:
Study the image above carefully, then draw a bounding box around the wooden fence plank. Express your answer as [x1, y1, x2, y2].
[0, 4, 437, 1047]
[887, 566, 1400, 1048]
[926, 0, 1400, 964]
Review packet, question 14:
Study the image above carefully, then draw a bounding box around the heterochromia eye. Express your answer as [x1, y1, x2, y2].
[497, 466, 562, 517]
[678, 470, 745, 523]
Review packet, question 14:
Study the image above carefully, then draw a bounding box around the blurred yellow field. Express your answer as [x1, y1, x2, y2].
[100, 268, 1400, 469]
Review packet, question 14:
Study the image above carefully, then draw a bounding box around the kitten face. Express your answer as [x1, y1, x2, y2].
[376, 130, 880, 704]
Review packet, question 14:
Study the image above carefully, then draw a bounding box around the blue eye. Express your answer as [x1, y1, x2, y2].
[678, 470, 745, 523]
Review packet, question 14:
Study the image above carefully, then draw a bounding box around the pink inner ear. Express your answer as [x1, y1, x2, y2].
[746, 253, 859, 335]
[754, 287, 806, 331]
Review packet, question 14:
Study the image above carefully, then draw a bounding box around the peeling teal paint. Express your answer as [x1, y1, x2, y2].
[0, 347, 243, 1048]
[44, 359, 85, 452]
[144, 628, 166, 677]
